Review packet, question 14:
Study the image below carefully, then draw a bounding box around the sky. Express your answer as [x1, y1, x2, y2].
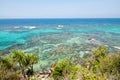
[0, 0, 120, 18]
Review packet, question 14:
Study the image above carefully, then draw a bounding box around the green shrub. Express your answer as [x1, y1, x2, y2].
[51, 59, 80, 80]
[92, 45, 108, 60]
[99, 53, 120, 74]
[77, 65, 98, 80]
[91, 45, 108, 72]
[91, 46, 120, 79]
[0, 50, 39, 79]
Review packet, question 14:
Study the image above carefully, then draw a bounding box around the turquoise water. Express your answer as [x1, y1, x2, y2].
[0, 18, 120, 70]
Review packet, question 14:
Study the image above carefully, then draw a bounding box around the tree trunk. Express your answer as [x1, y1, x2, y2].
[19, 63, 27, 80]
[30, 65, 34, 75]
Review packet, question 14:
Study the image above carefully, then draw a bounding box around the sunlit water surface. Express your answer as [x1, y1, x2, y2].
[0, 19, 120, 71]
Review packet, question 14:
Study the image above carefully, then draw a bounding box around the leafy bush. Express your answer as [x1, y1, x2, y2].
[91, 46, 120, 79]
[99, 53, 120, 76]
[0, 50, 39, 79]
[51, 59, 80, 80]
[77, 66, 97, 80]
[92, 45, 108, 60]
[91, 46, 108, 72]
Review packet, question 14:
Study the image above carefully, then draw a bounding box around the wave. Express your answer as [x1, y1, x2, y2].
[23, 26, 36, 29]
[56, 25, 64, 30]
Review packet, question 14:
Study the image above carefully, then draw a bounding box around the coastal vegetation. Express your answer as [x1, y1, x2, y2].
[0, 46, 120, 80]
[0, 50, 39, 80]
[51, 46, 120, 80]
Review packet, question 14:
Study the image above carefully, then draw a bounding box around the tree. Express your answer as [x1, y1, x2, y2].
[10, 50, 27, 78]
[10, 50, 39, 78]
[0, 50, 39, 80]
[25, 54, 39, 77]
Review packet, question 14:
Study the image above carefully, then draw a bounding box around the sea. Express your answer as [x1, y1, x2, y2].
[0, 18, 120, 71]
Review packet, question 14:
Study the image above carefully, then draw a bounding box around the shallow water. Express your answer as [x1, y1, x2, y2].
[0, 18, 120, 71]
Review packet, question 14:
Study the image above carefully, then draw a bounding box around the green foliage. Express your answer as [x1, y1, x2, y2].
[0, 46, 120, 80]
[91, 46, 108, 72]
[0, 57, 12, 70]
[10, 50, 39, 67]
[26, 54, 39, 66]
[0, 56, 21, 80]
[99, 53, 120, 73]
[10, 50, 39, 78]
[51, 59, 80, 80]
[78, 66, 97, 80]
[92, 45, 108, 60]
[0, 50, 39, 79]
[38, 46, 120, 80]
[90, 46, 120, 79]
[25, 53, 39, 77]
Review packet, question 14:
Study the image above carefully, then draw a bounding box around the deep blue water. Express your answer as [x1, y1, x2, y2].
[0, 18, 120, 26]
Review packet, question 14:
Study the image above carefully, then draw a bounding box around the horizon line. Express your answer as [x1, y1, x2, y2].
[0, 17, 120, 19]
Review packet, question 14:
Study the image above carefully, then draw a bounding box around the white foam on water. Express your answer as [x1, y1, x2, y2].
[58, 25, 64, 28]
[114, 46, 120, 49]
[56, 25, 64, 29]
[23, 26, 36, 29]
